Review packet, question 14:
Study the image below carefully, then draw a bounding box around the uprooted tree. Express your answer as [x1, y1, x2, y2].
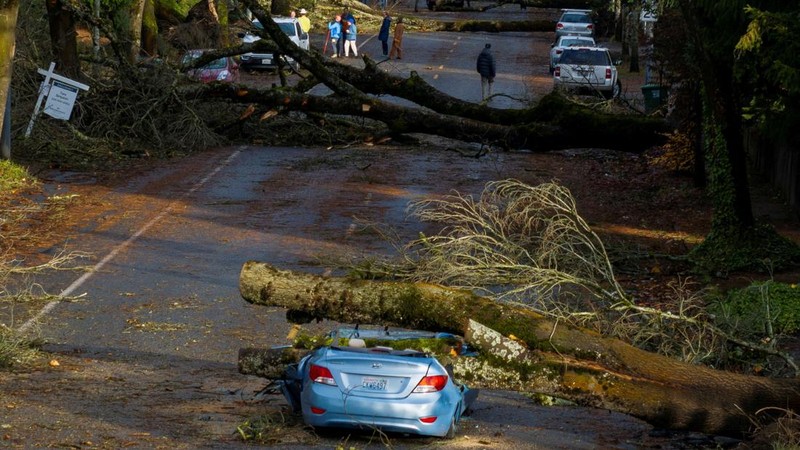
[238, 260, 800, 437]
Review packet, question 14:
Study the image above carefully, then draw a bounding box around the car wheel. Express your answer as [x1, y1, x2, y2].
[444, 414, 457, 439]
[612, 80, 622, 99]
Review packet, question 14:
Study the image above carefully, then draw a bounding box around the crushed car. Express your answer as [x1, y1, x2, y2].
[181, 49, 240, 83]
[276, 326, 478, 439]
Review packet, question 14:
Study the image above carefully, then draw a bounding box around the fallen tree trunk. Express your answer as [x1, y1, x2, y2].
[239, 261, 800, 436]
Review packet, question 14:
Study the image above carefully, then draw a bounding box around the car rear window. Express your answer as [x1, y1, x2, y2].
[561, 38, 590, 47]
[560, 49, 610, 65]
[561, 13, 591, 23]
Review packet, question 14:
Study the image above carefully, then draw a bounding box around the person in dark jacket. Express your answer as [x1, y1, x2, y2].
[378, 12, 392, 57]
[476, 43, 496, 101]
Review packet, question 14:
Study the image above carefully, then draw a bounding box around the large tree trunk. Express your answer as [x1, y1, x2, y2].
[141, 0, 158, 57]
[129, 0, 146, 63]
[239, 261, 800, 437]
[45, 0, 81, 78]
[0, 0, 18, 159]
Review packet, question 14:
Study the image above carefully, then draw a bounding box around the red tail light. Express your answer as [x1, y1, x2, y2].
[309, 364, 337, 386]
[413, 375, 448, 393]
[555, 49, 563, 55]
[587, 24, 594, 30]
[556, 23, 564, 29]
[419, 416, 438, 423]
[310, 406, 326, 414]
[605, 68, 612, 79]
[554, 66, 561, 77]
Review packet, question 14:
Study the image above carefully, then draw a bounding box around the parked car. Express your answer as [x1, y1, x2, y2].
[278, 327, 478, 439]
[549, 35, 596, 73]
[181, 49, 239, 83]
[555, 9, 594, 39]
[426, 0, 465, 10]
[239, 17, 309, 70]
[553, 46, 621, 99]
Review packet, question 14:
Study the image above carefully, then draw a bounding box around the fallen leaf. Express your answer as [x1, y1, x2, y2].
[49, 359, 60, 367]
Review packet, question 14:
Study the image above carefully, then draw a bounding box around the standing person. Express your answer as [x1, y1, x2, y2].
[388, 16, 405, 60]
[339, 13, 350, 57]
[328, 15, 342, 58]
[476, 43, 496, 100]
[344, 20, 358, 57]
[378, 12, 392, 57]
[342, 7, 356, 25]
[290, 10, 297, 19]
[298, 8, 311, 34]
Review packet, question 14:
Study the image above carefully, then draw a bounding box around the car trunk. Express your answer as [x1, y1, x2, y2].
[323, 348, 434, 400]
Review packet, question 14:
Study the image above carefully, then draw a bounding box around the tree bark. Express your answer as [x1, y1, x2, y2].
[45, 0, 81, 78]
[239, 260, 800, 436]
[0, 0, 19, 159]
[141, 0, 158, 57]
[129, 0, 146, 63]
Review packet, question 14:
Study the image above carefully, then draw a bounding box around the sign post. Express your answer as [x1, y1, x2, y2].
[25, 62, 90, 137]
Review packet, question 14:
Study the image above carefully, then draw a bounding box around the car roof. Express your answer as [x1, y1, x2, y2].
[557, 36, 595, 42]
[561, 8, 592, 12]
[563, 46, 609, 52]
[252, 17, 298, 25]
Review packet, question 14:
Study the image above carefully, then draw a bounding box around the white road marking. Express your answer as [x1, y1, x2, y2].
[16, 149, 243, 334]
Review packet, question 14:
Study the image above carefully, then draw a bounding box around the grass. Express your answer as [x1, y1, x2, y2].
[0, 160, 35, 193]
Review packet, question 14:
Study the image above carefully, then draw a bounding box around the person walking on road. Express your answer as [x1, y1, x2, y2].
[378, 12, 392, 57]
[388, 17, 405, 59]
[328, 15, 342, 58]
[344, 20, 358, 57]
[476, 43, 496, 100]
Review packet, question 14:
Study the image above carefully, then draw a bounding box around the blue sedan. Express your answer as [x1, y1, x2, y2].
[278, 327, 478, 438]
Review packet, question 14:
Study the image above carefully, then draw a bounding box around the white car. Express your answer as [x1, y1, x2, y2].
[549, 35, 596, 73]
[555, 9, 595, 39]
[240, 17, 309, 70]
[553, 47, 621, 99]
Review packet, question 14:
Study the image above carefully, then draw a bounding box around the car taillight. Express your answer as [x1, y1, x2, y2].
[554, 66, 561, 77]
[555, 49, 563, 55]
[413, 375, 448, 393]
[587, 24, 594, 30]
[605, 68, 612, 79]
[309, 364, 337, 386]
[556, 23, 564, 29]
[310, 406, 326, 414]
[419, 416, 438, 423]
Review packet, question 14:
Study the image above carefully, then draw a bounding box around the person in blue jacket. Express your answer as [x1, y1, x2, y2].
[378, 12, 392, 57]
[328, 15, 342, 58]
[344, 20, 358, 57]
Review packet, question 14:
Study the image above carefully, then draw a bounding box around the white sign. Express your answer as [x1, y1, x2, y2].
[640, 10, 658, 22]
[44, 80, 80, 120]
[25, 62, 90, 137]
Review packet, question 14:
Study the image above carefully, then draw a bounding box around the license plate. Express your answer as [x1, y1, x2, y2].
[261, 58, 272, 65]
[361, 377, 387, 391]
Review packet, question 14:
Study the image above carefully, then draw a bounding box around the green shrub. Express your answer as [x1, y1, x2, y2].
[712, 281, 800, 337]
